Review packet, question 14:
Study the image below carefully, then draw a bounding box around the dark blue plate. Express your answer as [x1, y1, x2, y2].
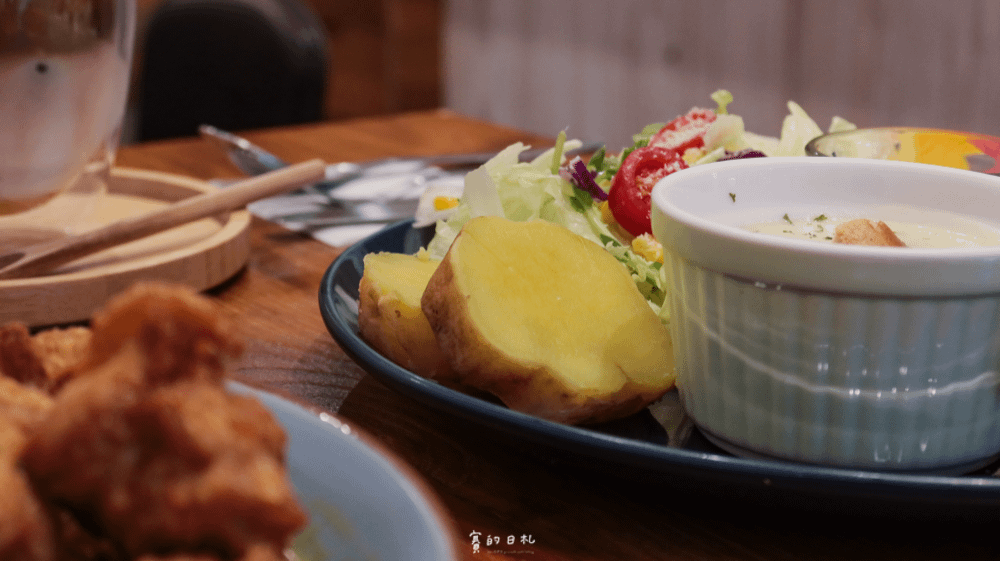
[319, 220, 1000, 516]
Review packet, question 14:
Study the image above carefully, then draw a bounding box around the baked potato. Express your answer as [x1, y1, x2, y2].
[420, 216, 676, 424]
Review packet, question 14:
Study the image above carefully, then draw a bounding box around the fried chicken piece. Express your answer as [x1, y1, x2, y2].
[0, 322, 49, 388]
[1, 334, 120, 561]
[136, 543, 286, 561]
[833, 218, 907, 247]
[31, 326, 93, 389]
[0, 417, 56, 561]
[0, 361, 59, 561]
[0, 321, 92, 391]
[136, 553, 219, 561]
[0, 376, 54, 440]
[48, 507, 124, 561]
[236, 544, 288, 561]
[26, 379, 306, 559]
[0, 465, 55, 561]
[22, 282, 306, 560]
[84, 282, 242, 387]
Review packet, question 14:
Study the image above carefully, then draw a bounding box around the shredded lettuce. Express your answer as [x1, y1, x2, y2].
[550, 130, 566, 174]
[774, 101, 826, 156]
[702, 114, 749, 154]
[703, 97, 856, 157]
[427, 142, 592, 258]
[828, 115, 856, 133]
[711, 89, 734, 115]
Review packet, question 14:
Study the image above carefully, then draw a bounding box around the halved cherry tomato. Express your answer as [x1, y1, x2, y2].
[608, 146, 687, 236]
[650, 108, 716, 154]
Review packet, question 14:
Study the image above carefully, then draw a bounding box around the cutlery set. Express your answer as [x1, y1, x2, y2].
[198, 124, 602, 228]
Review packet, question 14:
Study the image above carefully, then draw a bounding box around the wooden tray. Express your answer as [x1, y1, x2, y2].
[0, 167, 251, 327]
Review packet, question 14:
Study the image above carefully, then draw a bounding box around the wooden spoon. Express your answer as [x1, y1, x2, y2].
[0, 158, 326, 279]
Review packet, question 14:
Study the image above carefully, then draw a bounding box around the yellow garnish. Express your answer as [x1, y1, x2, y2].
[416, 247, 431, 261]
[599, 200, 615, 225]
[682, 147, 704, 165]
[433, 196, 460, 211]
[631, 233, 663, 263]
[903, 131, 980, 170]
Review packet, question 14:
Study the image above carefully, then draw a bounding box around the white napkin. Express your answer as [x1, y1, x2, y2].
[243, 170, 464, 247]
[248, 191, 387, 247]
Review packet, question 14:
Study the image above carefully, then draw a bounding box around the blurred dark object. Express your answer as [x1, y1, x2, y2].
[135, 0, 327, 142]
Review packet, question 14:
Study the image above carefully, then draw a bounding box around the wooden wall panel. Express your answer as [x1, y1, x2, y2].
[442, 0, 1000, 150]
[308, 0, 443, 120]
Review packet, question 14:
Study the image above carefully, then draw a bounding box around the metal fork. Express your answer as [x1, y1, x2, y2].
[199, 125, 431, 204]
[199, 124, 603, 227]
[200, 125, 447, 227]
[200, 124, 604, 196]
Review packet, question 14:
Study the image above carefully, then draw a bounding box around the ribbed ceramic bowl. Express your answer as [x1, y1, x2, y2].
[650, 157, 1000, 473]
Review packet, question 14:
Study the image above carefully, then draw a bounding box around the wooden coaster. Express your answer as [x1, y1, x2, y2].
[0, 167, 251, 327]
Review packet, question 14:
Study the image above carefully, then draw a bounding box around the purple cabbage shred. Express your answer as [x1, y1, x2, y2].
[719, 149, 767, 161]
[568, 157, 608, 201]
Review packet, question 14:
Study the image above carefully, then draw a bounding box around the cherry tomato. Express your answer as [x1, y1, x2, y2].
[650, 108, 716, 154]
[608, 146, 687, 236]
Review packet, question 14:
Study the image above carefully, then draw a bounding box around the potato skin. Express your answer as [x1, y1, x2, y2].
[419, 255, 478, 376]
[357, 253, 454, 382]
[421, 217, 675, 425]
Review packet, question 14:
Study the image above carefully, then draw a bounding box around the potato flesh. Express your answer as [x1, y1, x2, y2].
[421, 216, 675, 424]
[357, 252, 453, 380]
[459, 227, 628, 389]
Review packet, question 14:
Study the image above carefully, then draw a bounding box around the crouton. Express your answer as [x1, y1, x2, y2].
[833, 219, 907, 247]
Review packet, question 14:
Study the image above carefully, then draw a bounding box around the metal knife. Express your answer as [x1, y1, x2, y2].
[271, 198, 420, 227]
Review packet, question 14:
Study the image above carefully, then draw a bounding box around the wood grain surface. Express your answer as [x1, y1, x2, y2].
[113, 110, 1000, 560]
[0, 169, 251, 327]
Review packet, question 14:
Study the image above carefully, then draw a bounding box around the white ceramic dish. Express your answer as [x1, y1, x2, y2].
[650, 157, 1000, 473]
[229, 382, 459, 561]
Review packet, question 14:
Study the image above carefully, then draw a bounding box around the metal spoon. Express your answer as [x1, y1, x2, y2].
[0, 159, 326, 279]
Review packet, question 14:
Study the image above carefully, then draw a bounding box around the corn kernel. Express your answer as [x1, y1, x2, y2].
[433, 196, 460, 211]
[631, 233, 663, 263]
[599, 200, 615, 225]
[682, 147, 704, 165]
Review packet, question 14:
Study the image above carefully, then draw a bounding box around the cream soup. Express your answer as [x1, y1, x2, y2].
[743, 210, 1000, 248]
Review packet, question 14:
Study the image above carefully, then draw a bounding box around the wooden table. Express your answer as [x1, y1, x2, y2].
[116, 110, 999, 561]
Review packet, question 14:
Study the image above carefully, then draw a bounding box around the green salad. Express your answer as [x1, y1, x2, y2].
[417, 90, 855, 321]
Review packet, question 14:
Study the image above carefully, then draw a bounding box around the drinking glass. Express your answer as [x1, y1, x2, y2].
[0, 0, 136, 254]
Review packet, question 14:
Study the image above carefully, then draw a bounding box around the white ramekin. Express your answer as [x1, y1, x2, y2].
[651, 157, 1000, 472]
